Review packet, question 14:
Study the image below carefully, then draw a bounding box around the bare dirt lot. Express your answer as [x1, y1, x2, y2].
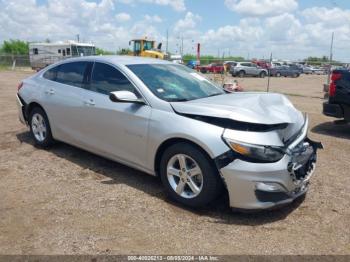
[0, 70, 349, 255]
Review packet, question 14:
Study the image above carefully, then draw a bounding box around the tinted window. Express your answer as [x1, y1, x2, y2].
[43, 66, 59, 81]
[241, 63, 251, 67]
[56, 62, 89, 88]
[90, 63, 135, 95]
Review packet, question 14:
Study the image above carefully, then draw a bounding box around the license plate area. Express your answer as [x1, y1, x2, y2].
[288, 139, 320, 185]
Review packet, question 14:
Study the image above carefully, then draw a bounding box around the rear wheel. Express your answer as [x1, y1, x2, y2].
[159, 143, 223, 207]
[238, 71, 245, 77]
[29, 107, 54, 148]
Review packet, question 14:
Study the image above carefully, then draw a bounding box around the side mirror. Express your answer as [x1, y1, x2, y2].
[109, 91, 145, 104]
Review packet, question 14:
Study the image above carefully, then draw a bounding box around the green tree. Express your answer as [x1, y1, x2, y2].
[182, 54, 245, 65]
[117, 48, 132, 55]
[0, 39, 29, 55]
[95, 47, 115, 55]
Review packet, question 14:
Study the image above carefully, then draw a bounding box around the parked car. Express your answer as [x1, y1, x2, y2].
[313, 67, 326, 75]
[303, 66, 315, 74]
[223, 61, 237, 72]
[16, 56, 322, 210]
[269, 66, 300, 78]
[196, 63, 224, 74]
[323, 69, 350, 121]
[186, 60, 198, 69]
[289, 64, 303, 74]
[230, 62, 268, 78]
[254, 60, 271, 69]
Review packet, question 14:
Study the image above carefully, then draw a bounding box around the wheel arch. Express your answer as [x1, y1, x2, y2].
[154, 137, 216, 177]
[26, 101, 46, 119]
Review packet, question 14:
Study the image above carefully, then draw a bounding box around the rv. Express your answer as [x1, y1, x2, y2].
[29, 41, 96, 70]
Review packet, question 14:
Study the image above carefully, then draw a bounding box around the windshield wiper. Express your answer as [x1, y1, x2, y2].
[208, 93, 223, 97]
[167, 98, 189, 102]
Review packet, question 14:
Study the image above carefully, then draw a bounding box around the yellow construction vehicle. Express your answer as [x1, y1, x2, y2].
[129, 38, 168, 59]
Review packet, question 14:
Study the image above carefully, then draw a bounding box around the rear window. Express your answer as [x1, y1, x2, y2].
[55, 62, 89, 88]
[43, 66, 59, 81]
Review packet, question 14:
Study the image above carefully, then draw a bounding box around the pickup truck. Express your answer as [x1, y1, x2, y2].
[196, 63, 224, 74]
[323, 70, 350, 121]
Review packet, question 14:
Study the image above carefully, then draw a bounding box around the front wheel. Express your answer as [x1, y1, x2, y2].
[29, 107, 54, 148]
[160, 143, 223, 207]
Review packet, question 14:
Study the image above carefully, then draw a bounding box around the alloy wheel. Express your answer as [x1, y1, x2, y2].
[31, 113, 47, 142]
[166, 154, 203, 199]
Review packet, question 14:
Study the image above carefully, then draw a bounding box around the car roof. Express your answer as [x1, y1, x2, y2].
[60, 55, 172, 66]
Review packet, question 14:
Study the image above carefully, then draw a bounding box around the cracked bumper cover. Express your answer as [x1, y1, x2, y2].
[218, 133, 322, 210]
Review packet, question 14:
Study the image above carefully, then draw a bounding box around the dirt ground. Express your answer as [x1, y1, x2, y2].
[0, 70, 349, 255]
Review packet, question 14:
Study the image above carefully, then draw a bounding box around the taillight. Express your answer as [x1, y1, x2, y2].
[17, 82, 23, 92]
[329, 82, 336, 97]
[331, 72, 342, 81]
[329, 72, 342, 97]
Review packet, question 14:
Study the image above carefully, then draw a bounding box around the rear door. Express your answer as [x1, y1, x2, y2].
[78, 62, 151, 167]
[41, 61, 93, 144]
[245, 63, 255, 75]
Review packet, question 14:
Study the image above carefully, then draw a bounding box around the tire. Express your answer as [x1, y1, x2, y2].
[29, 107, 54, 148]
[276, 72, 281, 77]
[238, 70, 245, 77]
[260, 71, 267, 78]
[159, 142, 223, 208]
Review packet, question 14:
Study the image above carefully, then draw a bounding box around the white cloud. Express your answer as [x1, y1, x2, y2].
[122, 0, 186, 11]
[115, 12, 131, 22]
[302, 7, 350, 26]
[225, 0, 298, 16]
[174, 12, 201, 32]
[0, 1, 350, 61]
[144, 14, 162, 23]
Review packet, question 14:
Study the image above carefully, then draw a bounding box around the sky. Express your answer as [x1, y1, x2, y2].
[0, 0, 349, 61]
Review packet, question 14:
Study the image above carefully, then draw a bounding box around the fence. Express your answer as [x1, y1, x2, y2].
[0, 54, 31, 70]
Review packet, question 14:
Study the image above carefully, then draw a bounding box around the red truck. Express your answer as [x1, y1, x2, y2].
[195, 63, 224, 74]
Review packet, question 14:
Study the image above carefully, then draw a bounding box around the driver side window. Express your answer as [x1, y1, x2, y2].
[90, 62, 137, 96]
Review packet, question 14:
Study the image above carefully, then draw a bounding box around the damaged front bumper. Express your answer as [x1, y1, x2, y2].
[218, 124, 323, 210]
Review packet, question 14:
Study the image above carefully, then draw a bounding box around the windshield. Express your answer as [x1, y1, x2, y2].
[127, 64, 224, 102]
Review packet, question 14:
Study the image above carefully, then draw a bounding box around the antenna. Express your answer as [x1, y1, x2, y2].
[327, 32, 334, 85]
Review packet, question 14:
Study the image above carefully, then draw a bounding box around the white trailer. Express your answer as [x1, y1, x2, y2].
[29, 41, 95, 70]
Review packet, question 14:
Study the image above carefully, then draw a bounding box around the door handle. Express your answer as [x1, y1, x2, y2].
[84, 99, 95, 106]
[45, 88, 55, 95]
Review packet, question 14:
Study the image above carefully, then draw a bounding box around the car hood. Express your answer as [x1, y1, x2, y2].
[170, 92, 304, 126]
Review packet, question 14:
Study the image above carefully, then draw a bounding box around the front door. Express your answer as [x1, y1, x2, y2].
[79, 62, 151, 168]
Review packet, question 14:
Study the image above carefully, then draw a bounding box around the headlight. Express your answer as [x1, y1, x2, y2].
[224, 138, 284, 163]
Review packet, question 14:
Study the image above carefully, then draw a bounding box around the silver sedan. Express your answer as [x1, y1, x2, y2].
[16, 56, 322, 210]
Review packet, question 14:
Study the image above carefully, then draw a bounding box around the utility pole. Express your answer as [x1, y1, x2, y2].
[267, 52, 273, 92]
[166, 29, 168, 54]
[181, 36, 184, 57]
[327, 32, 334, 85]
